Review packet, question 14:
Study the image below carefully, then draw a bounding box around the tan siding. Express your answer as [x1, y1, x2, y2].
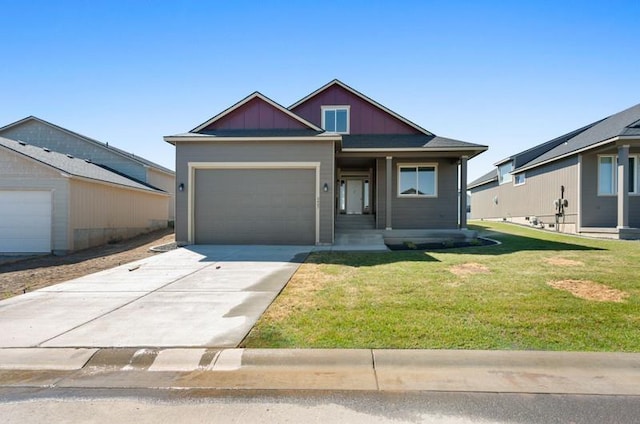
[470, 157, 579, 230]
[69, 180, 169, 250]
[147, 168, 176, 220]
[0, 149, 71, 253]
[175, 140, 334, 244]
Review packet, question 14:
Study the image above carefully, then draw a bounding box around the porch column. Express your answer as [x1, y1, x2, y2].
[385, 156, 393, 230]
[459, 156, 468, 229]
[617, 145, 630, 229]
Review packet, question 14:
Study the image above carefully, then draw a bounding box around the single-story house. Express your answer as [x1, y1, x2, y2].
[0, 116, 175, 221]
[165, 79, 487, 245]
[469, 103, 640, 239]
[0, 137, 169, 254]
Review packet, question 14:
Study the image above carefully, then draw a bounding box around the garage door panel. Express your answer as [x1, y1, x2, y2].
[0, 191, 52, 253]
[194, 169, 315, 245]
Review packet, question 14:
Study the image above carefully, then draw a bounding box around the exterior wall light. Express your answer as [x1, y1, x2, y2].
[323, 183, 329, 192]
[178, 183, 184, 192]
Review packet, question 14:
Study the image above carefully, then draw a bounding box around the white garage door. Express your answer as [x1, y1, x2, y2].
[194, 168, 316, 245]
[0, 191, 52, 253]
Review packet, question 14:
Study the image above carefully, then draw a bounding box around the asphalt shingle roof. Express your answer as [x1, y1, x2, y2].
[468, 169, 498, 189]
[341, 134, 487, 150]
[0, 136, 165, 193]
[516, 103, 640, 171]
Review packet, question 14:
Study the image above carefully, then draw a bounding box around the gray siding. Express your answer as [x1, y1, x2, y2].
[470, 157, 579, 229]
[581, 149, 640, 228]
[175, 140, 334, 244]
[376, 157, 459, 229]
[0, 120, 148, 182]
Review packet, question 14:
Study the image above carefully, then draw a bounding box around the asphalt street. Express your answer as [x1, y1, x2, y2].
[1, 388, 639, 424]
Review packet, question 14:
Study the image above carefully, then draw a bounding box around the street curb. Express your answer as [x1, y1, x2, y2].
[1, 348, 639, 395]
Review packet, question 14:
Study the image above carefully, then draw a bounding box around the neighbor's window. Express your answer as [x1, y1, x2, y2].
[514, 172, 526, 186]
[598, 155, 639, 195]
[498, 161, 513, 184]
[398, 165, 437, 197]
[321, 106, 350, 133]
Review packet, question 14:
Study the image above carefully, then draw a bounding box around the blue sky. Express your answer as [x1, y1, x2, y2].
[1, 1, 638, 180]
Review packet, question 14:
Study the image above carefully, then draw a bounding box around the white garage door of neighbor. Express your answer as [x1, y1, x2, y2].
[0, 191, 52, 253]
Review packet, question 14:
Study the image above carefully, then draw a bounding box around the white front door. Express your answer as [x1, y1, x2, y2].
[346, 179, 363, 214]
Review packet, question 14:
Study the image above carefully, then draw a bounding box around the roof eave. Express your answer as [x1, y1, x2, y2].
[190, 92, 322, 133]
[164, 134, 343, 144]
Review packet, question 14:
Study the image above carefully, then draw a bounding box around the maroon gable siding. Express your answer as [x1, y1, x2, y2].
[202, 97, 309, 131]
[291, 84, 421, 135]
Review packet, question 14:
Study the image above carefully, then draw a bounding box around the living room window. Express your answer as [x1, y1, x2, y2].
[598, 155, 638, 195]
[321, 106, 350, 133]
[398, 164, 437, 197]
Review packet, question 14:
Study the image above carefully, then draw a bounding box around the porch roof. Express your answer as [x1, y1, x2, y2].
[340, 134, 487, 156]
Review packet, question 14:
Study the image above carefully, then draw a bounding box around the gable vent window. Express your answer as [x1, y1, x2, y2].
[321, 106, 350, 134]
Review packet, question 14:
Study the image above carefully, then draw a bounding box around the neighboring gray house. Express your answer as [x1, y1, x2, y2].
[0, 116, 175, 221]
[0, 137, 169, 254]
[469, 103, 640, 239]
[165, 80, 487, 245]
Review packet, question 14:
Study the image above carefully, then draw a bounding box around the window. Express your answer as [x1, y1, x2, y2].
[514, 173, 526, 186]
[498, 162, 513, 184]
[598, 155, 639, 195]
[321, 106, 350, 133]
[398, 164, 437, 197]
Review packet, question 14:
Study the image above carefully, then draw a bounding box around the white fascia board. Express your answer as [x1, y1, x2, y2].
[341, 147, 487, 153]
[164, 135, 342, 143]
[191, 92, 322, 133]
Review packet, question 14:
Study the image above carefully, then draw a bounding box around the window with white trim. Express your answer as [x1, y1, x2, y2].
[514, 172, 526, 186]
[498, 162, 513, 184]
[398, 164, 437, 197]
[598, 155, 638, 195]
[321, 106, 350, 133]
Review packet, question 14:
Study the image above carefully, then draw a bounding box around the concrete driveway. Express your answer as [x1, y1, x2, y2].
[0, 246, 310, 348]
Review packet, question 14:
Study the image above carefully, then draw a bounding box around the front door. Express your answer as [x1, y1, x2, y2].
[346, 179, 363, 214]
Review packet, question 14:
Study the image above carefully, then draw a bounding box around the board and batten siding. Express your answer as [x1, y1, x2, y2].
[0, 149, 70, 253]
[147, 167, 176, 221]
[580, 149, 640, 228]
[470, 156, 579, 230]
[69, 180, 169, 250]
[376, 157, 459, 229]
[175, 140, 334, 244]
[1, 120, 148, 182]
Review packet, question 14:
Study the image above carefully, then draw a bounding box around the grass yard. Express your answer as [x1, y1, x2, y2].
[242, 222, 640, 351]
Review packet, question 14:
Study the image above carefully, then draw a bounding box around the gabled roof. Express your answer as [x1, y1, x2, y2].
[289, 79, 434, 136]
[472, 102, 640, 188]
[0, 116, 174, 175]
[0, 136, 166, 193]
[191, 92, 322, 133]
[517, 103, 640, 172]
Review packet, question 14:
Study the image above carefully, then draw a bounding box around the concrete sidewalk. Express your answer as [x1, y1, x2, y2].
[0, 348, 638, 395]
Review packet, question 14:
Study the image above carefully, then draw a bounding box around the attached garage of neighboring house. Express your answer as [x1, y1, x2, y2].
[0, 191, 52, 253]
[192, 166, 318, 245]
[0, 136, 169, 254]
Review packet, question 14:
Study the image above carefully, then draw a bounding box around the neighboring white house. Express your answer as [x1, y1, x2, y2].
[0, 116, 175, 221]
[0, 117, 174, 255]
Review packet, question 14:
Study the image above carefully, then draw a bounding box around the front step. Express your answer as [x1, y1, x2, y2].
[336, 214, 375, 230]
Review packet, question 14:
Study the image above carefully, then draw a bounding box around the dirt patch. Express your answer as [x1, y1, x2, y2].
[544, 257, 584, 267]
[449, 262, 490, 277]
[547, 279, 629, 303]
[0, 229, 174, 300]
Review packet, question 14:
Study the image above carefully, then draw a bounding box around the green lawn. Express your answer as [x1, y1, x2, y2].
[242, 222, 640, 351]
